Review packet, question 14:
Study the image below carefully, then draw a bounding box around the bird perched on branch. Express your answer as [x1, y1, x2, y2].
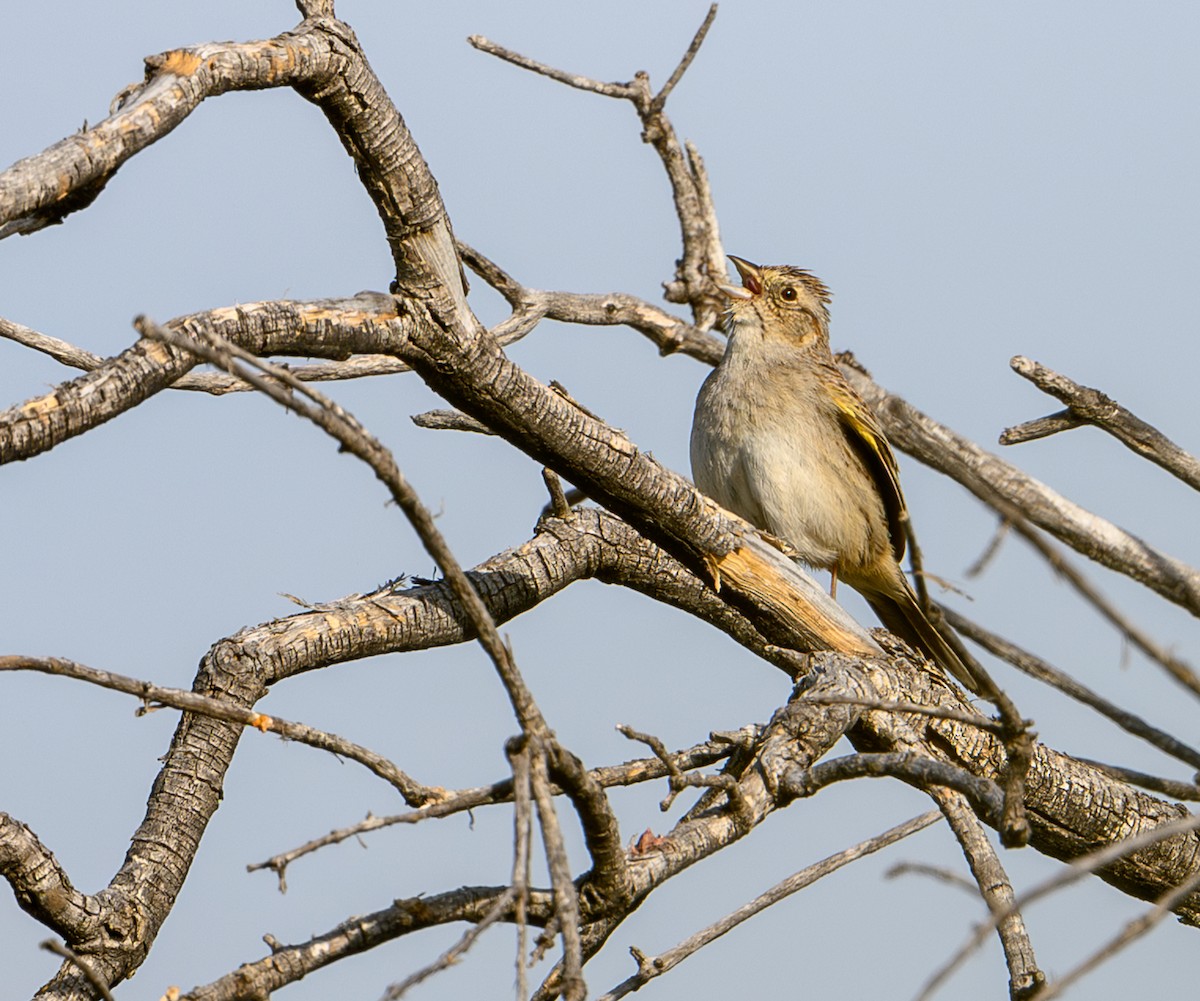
[690, 256, 983, 694]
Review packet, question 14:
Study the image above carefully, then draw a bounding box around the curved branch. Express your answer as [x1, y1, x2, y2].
[1, 22, 336, 238]
[0, 814, 99, 942]
[458, 241, 723, 364]
[0, 15, 464, 310]
[779, 752, 1004, 824]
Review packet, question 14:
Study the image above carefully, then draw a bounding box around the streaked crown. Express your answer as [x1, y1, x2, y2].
[723, 256, 831, 339]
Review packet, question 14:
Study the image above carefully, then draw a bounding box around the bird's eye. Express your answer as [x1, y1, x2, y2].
[779, 286, 798, 302]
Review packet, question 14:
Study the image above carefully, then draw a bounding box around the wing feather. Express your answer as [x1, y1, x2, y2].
[829, 377, 908, 563]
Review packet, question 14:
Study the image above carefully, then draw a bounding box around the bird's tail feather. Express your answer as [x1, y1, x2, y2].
[865, 586, 984, 695]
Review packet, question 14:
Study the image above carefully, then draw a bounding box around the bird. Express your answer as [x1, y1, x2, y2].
[690, 256, 983, 694]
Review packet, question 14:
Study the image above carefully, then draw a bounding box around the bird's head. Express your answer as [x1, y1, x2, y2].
[718, 256, 831, 346]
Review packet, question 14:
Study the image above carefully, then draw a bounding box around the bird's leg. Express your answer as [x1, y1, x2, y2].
[830, 563, 839, 599]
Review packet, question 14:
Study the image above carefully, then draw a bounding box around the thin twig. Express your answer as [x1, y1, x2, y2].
[915, 811, 1200, 1000]
[596, 811, 941, 1000]
[651, 3, 718, 110]
[378, 888, 519, 1000]
[530, 746, 586, 1001]
[0, 655, 435, 805]
[618, 723, 751, 822]
[1033, 869, 1200, 1000]
[0, 316, 104, 369]
[1003, 507, 1200, 697]
[944, 610, 1200, 773]
[843, 364, 1200, 619]
[469, 6, 727, 328]
[468, 35, 636, 100]
[886, 862, 978, 897]
[246, 737, 736, 885]
[39, 940, 115, 1001]
[964, 517, 1012, 578]
[510, 743, 533, 1001]
[1073, 759, 1200, 802]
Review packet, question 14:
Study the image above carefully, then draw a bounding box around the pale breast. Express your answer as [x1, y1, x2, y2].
[691, 353, 888, 570]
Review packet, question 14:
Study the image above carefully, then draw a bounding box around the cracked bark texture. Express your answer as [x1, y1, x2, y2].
[3, 5, 1199, 1001]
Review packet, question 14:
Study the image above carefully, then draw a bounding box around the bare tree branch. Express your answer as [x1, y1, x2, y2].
[6, 5, 1200, 999]
[470, 7, 726, 327]
[918, 811, 1200, 1000]
[0, 655, 437, 805]
[843, 360, 1200, 616]
[458, 241, 723, 364]
[1002, 356, 1200, 493]
[945, 609, 1200, 772]
[953, 471, 1200, 695]
[530, 746, 586, 1001]
[597, 810, 942, 1000]
[0, 295, 412, 464]
[0, 815, 98, 942]
[0, 295, 543, 395]
[248, 734, 736, 887]
[141, 317, 549, 739]
[931, 789, 1042, 998]
[1033, 869, 1200, 1000]
[181, 886, 552, 1001]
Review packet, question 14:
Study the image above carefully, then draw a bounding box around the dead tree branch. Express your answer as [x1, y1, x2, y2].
[1001, 356, 1200, 493]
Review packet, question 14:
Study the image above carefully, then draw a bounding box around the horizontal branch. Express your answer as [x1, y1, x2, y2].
[0, 295, 412, 465]
[0, 297, 541, 396]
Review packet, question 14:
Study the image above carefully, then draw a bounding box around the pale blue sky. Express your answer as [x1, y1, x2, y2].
[3, 3, 1199, 998]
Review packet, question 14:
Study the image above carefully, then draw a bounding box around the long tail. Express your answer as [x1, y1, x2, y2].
[865, 584, 984, 695]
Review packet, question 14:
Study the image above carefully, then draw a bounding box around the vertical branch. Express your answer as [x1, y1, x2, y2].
[530, 747, 586, 1001]
[931, 788, 1043, 998]
[470, 5, 726, 328]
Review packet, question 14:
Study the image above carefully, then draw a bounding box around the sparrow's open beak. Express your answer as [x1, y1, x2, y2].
[717, 255, 762, 300]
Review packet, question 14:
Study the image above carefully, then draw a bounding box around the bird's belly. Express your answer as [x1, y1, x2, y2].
[747, 437, 870, 567]
[696, 428, 876, 570]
